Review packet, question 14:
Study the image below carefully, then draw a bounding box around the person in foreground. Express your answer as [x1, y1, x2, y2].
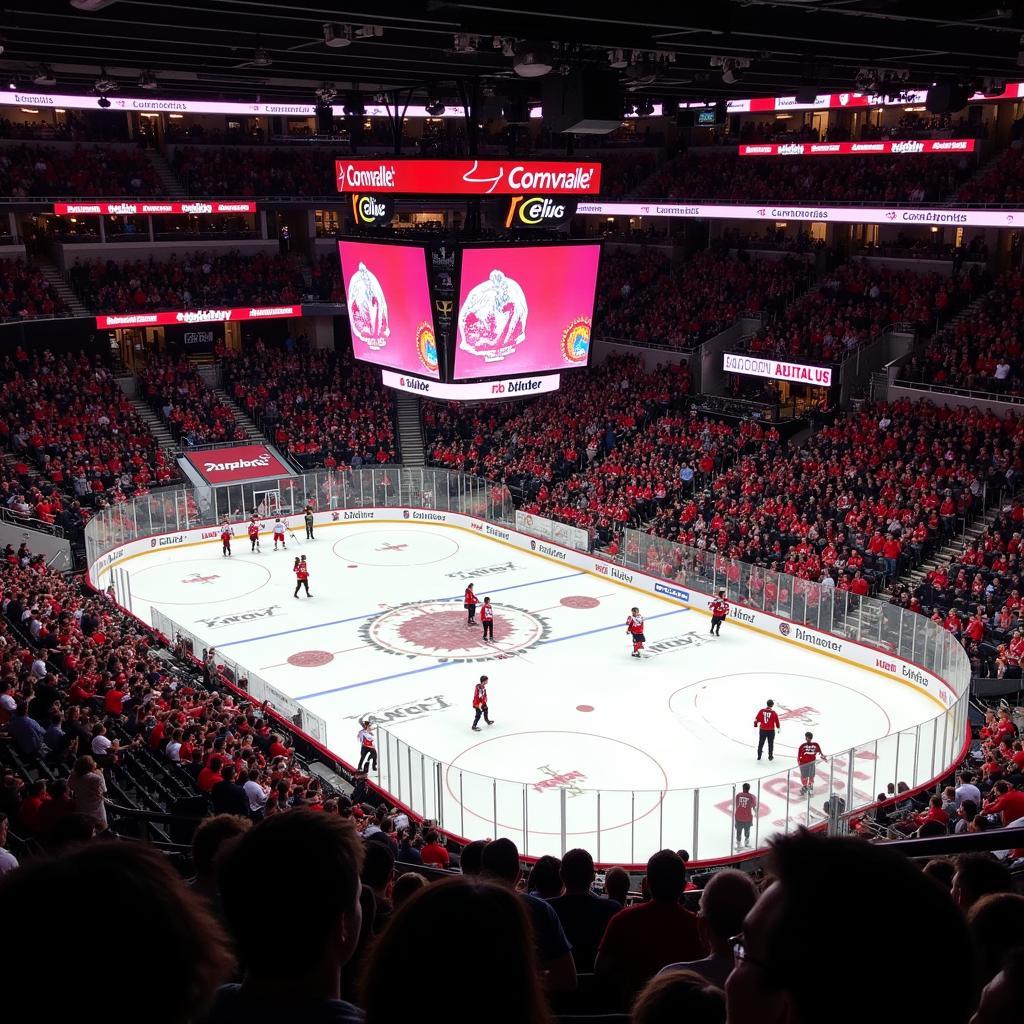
[360, 876, 553, 1024]
[725, 829, 975, 1024]
[207, 810, 365, 1024]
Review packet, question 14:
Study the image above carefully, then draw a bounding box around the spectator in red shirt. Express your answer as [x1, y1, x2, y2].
[197, 756, 224, 794]
[985, 781, 1024, 827]
[419, 827, 450, 869]
[596, 849, 707, 1002]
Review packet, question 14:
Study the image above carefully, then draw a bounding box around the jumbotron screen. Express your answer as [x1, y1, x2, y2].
[452, 242, 601, 381]
[338, 239, 440, 379]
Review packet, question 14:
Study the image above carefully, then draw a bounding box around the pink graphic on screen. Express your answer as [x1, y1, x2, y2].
[338, 240, 439, 379]
[453, 244, 601, 380]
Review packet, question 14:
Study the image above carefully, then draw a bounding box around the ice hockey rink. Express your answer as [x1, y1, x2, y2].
[109, 519, 952, 863]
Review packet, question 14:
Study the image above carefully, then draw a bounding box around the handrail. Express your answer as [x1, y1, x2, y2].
[891, 378, 1024, 407]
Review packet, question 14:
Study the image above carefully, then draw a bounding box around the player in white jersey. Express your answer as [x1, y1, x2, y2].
[272, 518, 286, 550]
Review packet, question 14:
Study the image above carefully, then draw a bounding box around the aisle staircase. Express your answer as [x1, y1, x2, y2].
[144, 149, 186, 198]
[125, 393, 178, 461]
[214, 389, 268, 445]
[394, 392, 426, 466]
[35, 259, 89, 317]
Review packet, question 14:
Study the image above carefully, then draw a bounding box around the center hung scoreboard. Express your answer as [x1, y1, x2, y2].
[335, 157, 604, 402]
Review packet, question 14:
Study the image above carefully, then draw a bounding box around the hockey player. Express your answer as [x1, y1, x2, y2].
[293, 555, 311, 598]
[464, 583, 479, 626]
[220, 523, 232, 558]
[709, 589, 729, 636]
[272, 518, 286, 550]
[247, 515, 261, 552]
[797, 732, 827, 795]
[304, 504, 315, 540]
[357, 720, 377, 772]
[754, 699, 781, 761]
[472, 675, 494, 731]
[480, 596, 494, 642]
[734, 783, 757, 848]
[626, 607, 646, 658]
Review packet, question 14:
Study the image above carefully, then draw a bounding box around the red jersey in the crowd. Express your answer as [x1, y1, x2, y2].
[988, 788, 1024, 826]
[797, 741, 824, 765]
[734, 792, 757, 822]
[473, 682, 488, 708]
[294, 562, 309, 581]
[464, 587, 478, 607]
[755, 707, 781, 731]
[481, 604, 493, 622]
[626, 614, 645, 635]
[710, 597, 729, 617]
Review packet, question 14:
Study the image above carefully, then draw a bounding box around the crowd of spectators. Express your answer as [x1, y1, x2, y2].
[595, 246, 813, 349]
[139, 355, 245, 448]
[68, 249, 308, 313]
[638, 149, 978, 205]
[220, 338, 396, 468]
[0, 259, 70, 321]
[0, 142, 161, 197]
[170, 144, 338, 197]
[898, 271, 1024, 397]
[740, 259, 980, 363]
[0, 349, 178, 523]
[958, 144, 1024, 205]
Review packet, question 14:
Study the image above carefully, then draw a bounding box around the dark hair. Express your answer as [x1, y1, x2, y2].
[954, 853, 1014, 910]
[360, 878, 552, 1024]
[481, 836, 521, 884]
[604, 865, 630, 904]
[968, 894, 1024, 984]
[362, 839, 396, 890]
[0, 841, 232, 1023]
[219, 810, 364, 975]
[392, 871, 429, 909]
[645, 850, 687, 902]
[527, 854, 562, 898]
[699, 868, 757, 944]
[190, 814, 251, 876]
[632, 969, 725, 1024]
[560, 848, 596, 891]
[763, 830, 974, 1024]
[459, 838, 489, 876]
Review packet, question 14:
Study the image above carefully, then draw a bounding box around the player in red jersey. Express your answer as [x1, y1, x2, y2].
[472, 674, 494, 731]
[220, 524, 232, 558]
[754, 699, 780, 761]
[626, 607, 646, 658]
[480, 596, 494, 642]
[293, 554, 311, 599]
[464, 583, 479, 626]
[734, 782, 757, 848]
[797, 732, 826, 795]
[709, 589, 729, 636]
[247, 515, 261, 553]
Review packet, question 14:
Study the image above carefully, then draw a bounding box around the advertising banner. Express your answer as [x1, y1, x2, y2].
[53, 201, 257, 216]
[183, 445, 292, 484]
[738, 139, 975, 157]
[380, 368, 560, 400]
[452, 243, 601, 380]
[723, 352, 833, 387]
[338, 240, 439, 379]
[96, 305, 301, 329]
[335, 158, 602, 196]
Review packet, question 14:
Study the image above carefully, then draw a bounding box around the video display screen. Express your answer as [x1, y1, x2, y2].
[452, 243, 601, 381]
[338, 239, 440, 379]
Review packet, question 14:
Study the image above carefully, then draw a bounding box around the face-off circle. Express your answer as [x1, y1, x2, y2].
[130, 559, 272, 606]
[361, 600, 549, 662]
[332, 529, 459, 567]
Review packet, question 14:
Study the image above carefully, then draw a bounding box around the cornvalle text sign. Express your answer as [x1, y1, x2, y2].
[54, 201, 257, 216]
[335, 158, 602, 196]
[575, 201, 1024, 229]
[95, 305, 301, 329]
[380, 368, 561, 400]
[724, 352, 833, 387]
[738, 139, 975, 157]
[183, 444, 292, 485]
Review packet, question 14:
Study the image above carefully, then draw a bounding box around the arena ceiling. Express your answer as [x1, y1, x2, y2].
[0, 1, 1022, 108]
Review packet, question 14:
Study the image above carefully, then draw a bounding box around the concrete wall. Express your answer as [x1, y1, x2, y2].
[0, 519, 72, 572]
[591, 338, 695, 373]
[57, 238, 279, 271]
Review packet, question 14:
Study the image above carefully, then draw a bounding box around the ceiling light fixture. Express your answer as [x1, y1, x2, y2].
[323, 23, 352, 48]
[513, 41, 553, 78]
[425, 97, 445, 116]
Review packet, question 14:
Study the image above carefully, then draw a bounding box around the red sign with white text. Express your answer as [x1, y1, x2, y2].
[54, 201, 257, 216]
[335, 158, 602, 196]
[183, 445, 291, 484]
[738, 139, 976, 157]
[95, 305, 301, 329]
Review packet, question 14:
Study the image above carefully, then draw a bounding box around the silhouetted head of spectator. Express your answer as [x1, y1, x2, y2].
[527, 854, 562, 899]
[218, 809, 364, 991]
[698, 868, 758, 954]
[726, 830, 973, 1024]
[560, 847, 597, 895]
[190, 813, 250, 888]
[952, 853, 1014, 912]
[362, 838, 395, 896]
[645, 850, 687, 903]
[481, 836, 522, 886]
[459, 837, 489, 876]
[391, 871, 428, 909]
[968, 894, 1024, 985]
[360, 877, 552, 1024]
[633, 969, 726, 1024]
[604, 865, 631, 905]
[973, 945, 1024, 1024]
[0, 839, 232, 1023]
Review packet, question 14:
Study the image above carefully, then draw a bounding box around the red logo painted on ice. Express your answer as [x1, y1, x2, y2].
[183, 572, 220, 585]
